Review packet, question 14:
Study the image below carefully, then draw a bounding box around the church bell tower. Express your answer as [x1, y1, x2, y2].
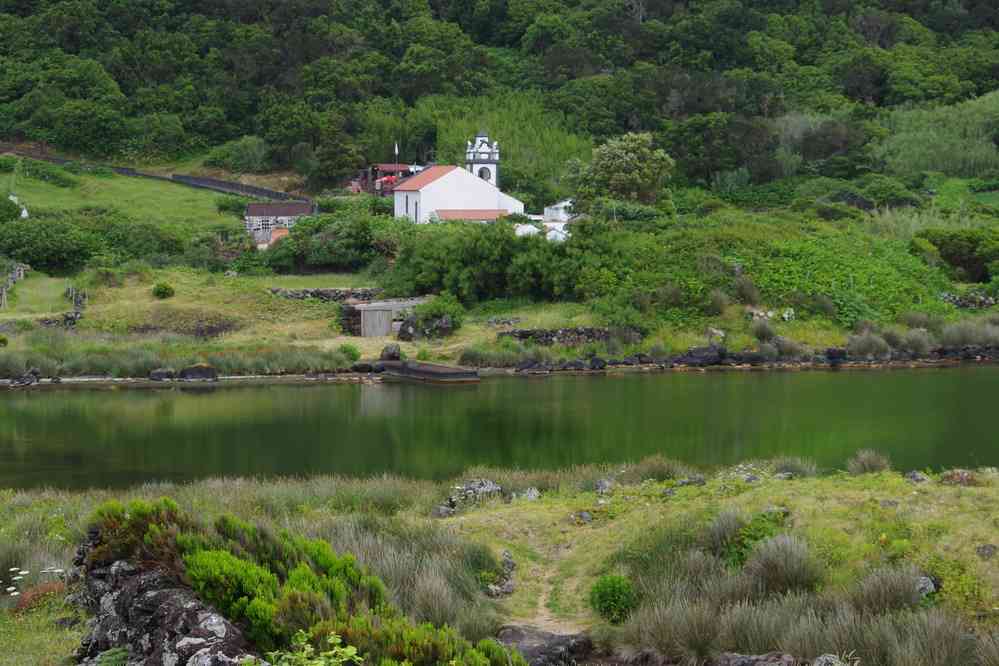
[465, 131, 500, 188]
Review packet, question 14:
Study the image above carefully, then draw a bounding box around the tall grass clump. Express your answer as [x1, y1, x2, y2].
[735, 276, 761, 306]
[848, 565, 923, 614]
[617, 455, 691, 483]
[940, 320, 999, 347]
[900, 328, 936, 355]
[743, 535, 822, 595]
[772, 456, 818, 478]
[626, 599, 721, 666]
[751, 319, 776, 342]
[701, 510, 747, 558]
[847, 331, 891, 360]
[847, 449, 892, 475]
[978, 632, 999, 666]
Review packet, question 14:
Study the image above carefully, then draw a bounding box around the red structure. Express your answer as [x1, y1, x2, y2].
[352, 163, 422, 196]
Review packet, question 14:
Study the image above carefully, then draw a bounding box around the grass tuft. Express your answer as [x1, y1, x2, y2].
[847, 449, 892, 475]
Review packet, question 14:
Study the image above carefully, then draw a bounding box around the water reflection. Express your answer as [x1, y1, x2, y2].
[0, 367, 996, 489]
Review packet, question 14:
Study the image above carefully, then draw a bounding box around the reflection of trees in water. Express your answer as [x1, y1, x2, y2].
[0, 369, 995, 489]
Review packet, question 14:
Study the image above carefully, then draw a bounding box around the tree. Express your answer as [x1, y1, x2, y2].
[0, 196, 20, 223]
[573, 132, 674, 208]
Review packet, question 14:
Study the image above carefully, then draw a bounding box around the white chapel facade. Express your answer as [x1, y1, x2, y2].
[393, 132, 524, 223]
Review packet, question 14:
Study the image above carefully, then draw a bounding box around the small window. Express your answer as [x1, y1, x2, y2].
[478, 167, 492, 181]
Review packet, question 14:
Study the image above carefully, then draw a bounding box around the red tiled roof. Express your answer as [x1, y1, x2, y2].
[246, 202, 314, 217]
[435, 209, 510, 221]
[393, 165, 458, 192]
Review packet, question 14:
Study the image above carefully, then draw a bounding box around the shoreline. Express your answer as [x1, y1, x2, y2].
[2, 356, 995, 392]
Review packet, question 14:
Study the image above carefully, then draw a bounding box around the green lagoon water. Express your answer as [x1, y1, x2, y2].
[1, 368, 996, 489]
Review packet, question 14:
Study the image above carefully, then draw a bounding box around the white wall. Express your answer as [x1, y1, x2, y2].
[393, 191, 422, 221]
[419, 169, 523, 222]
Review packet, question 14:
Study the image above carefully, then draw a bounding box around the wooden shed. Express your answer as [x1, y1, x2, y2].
[340, 298, 429, 337]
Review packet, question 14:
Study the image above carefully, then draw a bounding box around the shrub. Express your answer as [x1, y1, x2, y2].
[846, 332, 891, 360]
[266, 631, 362, 666]
[412, 292, 465, 333]
[894, 610, 979, 666]
[743, 536, 821, 595]
[900, 328, 935, 356]
[337, 344, 361, 363]
[774, 337, 805, 359]
[849, 565, 923, 614]
[706, 289, 730, 315]
[940, 321, 999, 347]
[152, 283, 175, 299]
[901, 311, 943, 333]
[882, 326, 903, 349]
[0, 334, 7, 348]
[758, 342, 779, 362]
[618, 455, 690, 483]
[216, 195, 252, 218]
[734, 276, 761, 305]
[590, 574, 637, 624]
[701, 511, 747, 558]
[750, 319, 776, 342]
[626, 599, 720, 665]
[0, 196, 20, 223]
[772, 457, 817, 478]
[847, 449, 892, 475]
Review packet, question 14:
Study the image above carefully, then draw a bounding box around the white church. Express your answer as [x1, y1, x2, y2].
[393, 132, 525, 223]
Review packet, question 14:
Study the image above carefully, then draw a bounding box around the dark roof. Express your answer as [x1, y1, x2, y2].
[393, 165, 458, 192]
[245, 202, 314, 217]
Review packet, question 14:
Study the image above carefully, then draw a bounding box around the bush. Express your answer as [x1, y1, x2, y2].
[750, 319, 776, 342]
[774, 337, 805, 360]
[847, 449, 891, 475]
[0, 218, 101, 274]
[618, 455, 690, 483]
[846, 332, 891, 360]
[743, 536, 821, 595]
[412, 292, 466, 333]
[216, 195, 253, 218]
[706, 289, 730, 315]
[772, 457, 817, 478]
[901, 311, 943, 333]
[152, 283, 175, 299]
[758, 342, 779, 362]
[940, 321, 999, 347]
[0, 196, 20, 223]
[848, 565, 923, 615]
[900, 328, 935, 356]
[337, 344, 361, 363]
[590, 574, 638, 624]
[701, 511, 747, 558]
[627, 599, 720, 665]
[734, 276, 761, 306]
[0, 334, 7, 348]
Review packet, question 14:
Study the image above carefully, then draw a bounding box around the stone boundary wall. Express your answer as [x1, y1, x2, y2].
[0, 262, 29, 309]
[270, 287, 383, 302]
[498, 327, 636, 347]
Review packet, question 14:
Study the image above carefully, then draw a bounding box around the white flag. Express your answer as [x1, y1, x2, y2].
[394, 143, 399, 160]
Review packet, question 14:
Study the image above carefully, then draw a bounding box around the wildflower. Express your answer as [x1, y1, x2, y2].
[7, 567, 17, 572]
[18, 570, 28, 575]
[9, 591, 19, 597]
[12, 576, 22, 581]
[4, 587, 14, 592]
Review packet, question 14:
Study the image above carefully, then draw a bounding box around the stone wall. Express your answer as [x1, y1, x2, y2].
[270, 287, 384, 303]
[498, 327, 639, 347]
[0, 262, 29, 309]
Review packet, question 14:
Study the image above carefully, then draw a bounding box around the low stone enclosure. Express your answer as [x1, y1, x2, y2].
[269, 287, 384, 302]
[499, 326, 641, 347]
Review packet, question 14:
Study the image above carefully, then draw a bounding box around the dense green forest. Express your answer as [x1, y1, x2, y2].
[4, 0, 999, 196]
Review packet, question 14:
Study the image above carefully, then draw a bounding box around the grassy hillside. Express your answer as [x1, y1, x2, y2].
[12, 171, 226, 230]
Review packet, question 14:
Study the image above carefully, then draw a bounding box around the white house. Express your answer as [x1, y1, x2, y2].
[544, 199, 574, 222]
[393, 164, 524, 224]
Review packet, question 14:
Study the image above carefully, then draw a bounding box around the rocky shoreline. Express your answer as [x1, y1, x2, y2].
[2, 349, 996, 392]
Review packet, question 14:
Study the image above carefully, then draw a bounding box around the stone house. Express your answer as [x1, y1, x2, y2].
[244, 201, 316, 248]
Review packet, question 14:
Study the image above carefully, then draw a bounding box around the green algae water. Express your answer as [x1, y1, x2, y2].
[1, 367, 997, 489]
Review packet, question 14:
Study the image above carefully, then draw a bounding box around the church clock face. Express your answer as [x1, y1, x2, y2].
[478, 167, 492, 181]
